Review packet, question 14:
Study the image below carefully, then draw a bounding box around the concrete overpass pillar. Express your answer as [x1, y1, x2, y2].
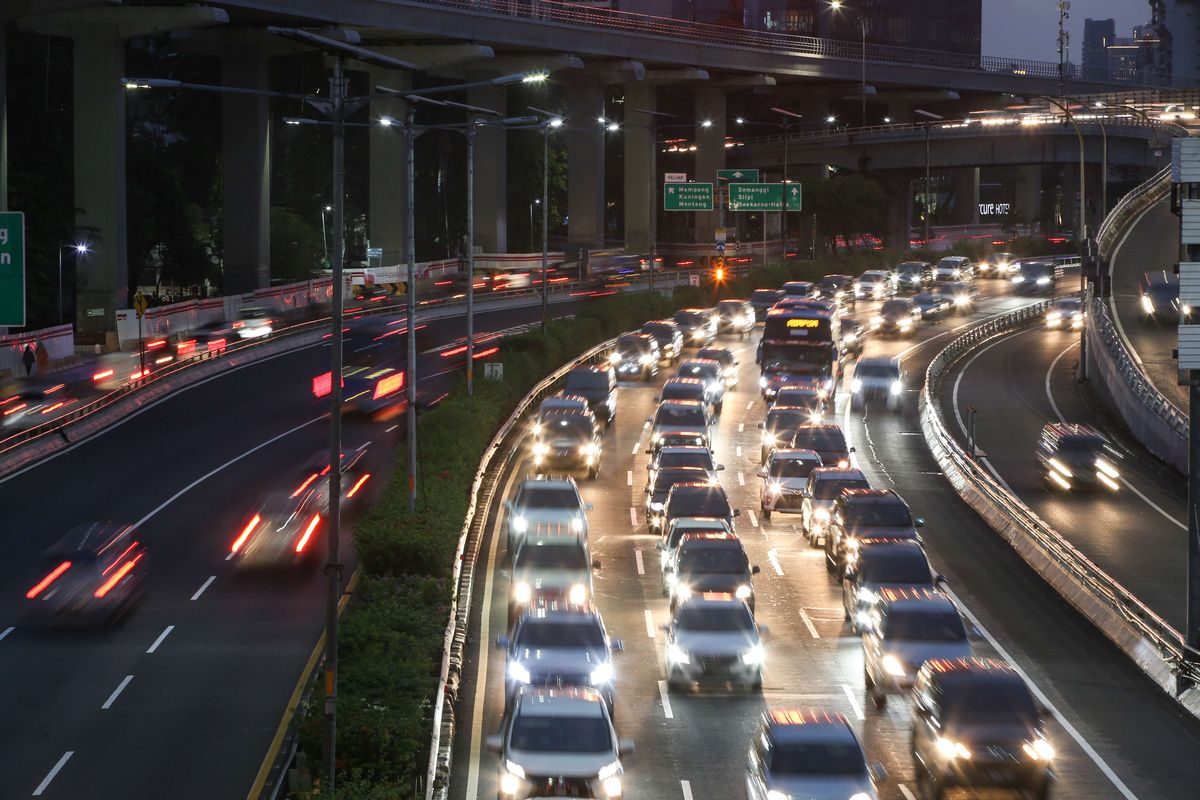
[469, 85, 508, 253]
[221, 49, 271, 292]
[73, 30, 127, 332]
[695, 88, 726, 244]
[949, 168, 979, 225]
[369, 70, 409, 268]
[567, 86, 605, 258]
[623, 82, 655, 254]
[1013, 166, 1041, 231]
[882, 175, 913, 251]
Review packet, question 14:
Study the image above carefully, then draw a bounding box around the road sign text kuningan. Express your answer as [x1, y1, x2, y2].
[0, 212, 26, 327]
[664, 182, 714, 211]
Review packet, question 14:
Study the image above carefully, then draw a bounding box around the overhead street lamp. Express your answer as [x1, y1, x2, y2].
[631, 109, 677, 293]
[521, 109, 565, 332]
[830, 0, 869, 127]
[320, 205, 332, 268]
[58, 242, 88, 326]
[915, 108, 944, 247]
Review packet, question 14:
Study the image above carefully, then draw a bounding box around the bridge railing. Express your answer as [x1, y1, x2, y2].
[1097, 164, 1173, 260]
[402, 0, 1176, 87]
[920, 300, 1200, 704]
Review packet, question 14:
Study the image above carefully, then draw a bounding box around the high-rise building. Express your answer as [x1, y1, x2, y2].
[1149, 0, 1200, 83]
[1083, 18, 1116, 80]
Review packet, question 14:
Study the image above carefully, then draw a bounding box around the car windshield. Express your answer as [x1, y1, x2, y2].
[662, 383, 704, 401]
[668, 490, 731, 518]
[617, 336, 650, 353]
[813, 478, 870, 500]
[769, 742, 865, 776]
[882, 300, 912, 314]
[898, 264, 924, 274]
[518, 487, 579, 509]
[818, 277, 842, 289]
[884, 609, 966, 642]
[678, 546, 748, 574]
[791, 429, 846, 451]
[846, 503, 912, 527]
[940, 679, 1038, 726]
[914, 293, 937, 305]
[718, 301, 744, 314]
[658, 451, 714, 470]
[776, 390, 821, 406]
[516, 620, 606, 649]
[860, 552, 932, 584]
[541, 417, 592, 438]
[766, 410, 811, 431]
[511, 713, 612, 753]
[654, 470, 705, 494]
[515, 544, 589, 570]
[643, 324, 672, 338]
[771, 459, 818, 478]
[656, 406, 707, 426]
[675, 312, 709, 326]
[1057, 436, 1105, 457]
[856, 363, 898, 380]
[1054, 300, 1082, 312]
[675, 604, 754, 631]
[565, 371, 608, 392]
[679, 362, 720, 379]
[752, 290, 781, 301]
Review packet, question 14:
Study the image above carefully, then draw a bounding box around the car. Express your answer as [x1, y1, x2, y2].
[895, 261, 932, 290]
[1036, 422, 1122, 492]
[530, 393, 596, 436]
[188, 319, 235, 354]
[938, 280, 976, 313]
[675, 358, 726, 411]
[816, 274, 856, 308]
[772, 295, 836, 312]
[645, 466, 714, 530]
[912, 291, 953, 321]
[759, 362, 826, 403]
[0, 386, 56, 431]
[825, 488, 923, 578]
[696, 346, 739, 387]
[749, 288, 785, 319]
[674, 307, 718, 347]
[855, 269, 895, 300]
[531, 411, 603, 479]
[745, 709, 884, 800]
[771, 384, 827, 421]
[662, 480, 739, 534]
[647, 428, 711, 457]
[781, 280, 817, 298]
[509, 534, 599, 623]
[862, 588, 971, 708]
[486, 686, 634, 800]
[647, 445, 721, 480]
[665, 531, 760, 611]
[911, 658, 1055, 799]
[230, 492, 324, 570]
[842, 539, 943, 633]
[657, 516, 733, 576]
[1138, 270, 1191, 323]
[608, 333, 660, 380]
[716, 299, 755, 336]
[786, 424, 853, 469]
[640, 319, 685, 363]
[25, 523, 147, 625]
[800, 467, 871, 545]
[647, 399, 713, 447]
[1045, 296, 1085, 329]
[563, 364, 617, 425]
[976, 251, 1016, 278]
[504, 477, 590, 555]
[664, 594, 765, 691]
[839, 317, 866, 357]
[933, 255, 972, 282]
[657, 376, 716, 415]
[758, 449, 823, 521]
[301, 447, 372, 510]
[497, 602, 621, 711]
[849, 357, 905, 412]
[233, 305, 274, 339]
[872, 298, 921, 337]
[759, 405, 821, 463]
[1012, 261, 1057, 295]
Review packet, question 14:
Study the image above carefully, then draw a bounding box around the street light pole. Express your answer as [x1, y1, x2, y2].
[541, 123, 550, 332]
[466, 124, 476, 397]
[915, 109, 943, 247]
[57, 244, 88, 326]
[405, 102, 418, 510]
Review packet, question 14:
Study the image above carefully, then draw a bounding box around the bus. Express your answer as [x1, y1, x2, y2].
[312, 317, 433, 419]
[757, 306, 842, 397]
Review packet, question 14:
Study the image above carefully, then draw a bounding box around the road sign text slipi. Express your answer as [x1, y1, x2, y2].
[728, 182, 784, 211]
[0, 212, 27, 327]
[664, 182, 714, 211]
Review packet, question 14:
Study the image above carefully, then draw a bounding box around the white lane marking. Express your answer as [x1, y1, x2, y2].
[0, 626, 13, 643]
[132, 416, 324, 529]
[658, 680, 674, 718]
[635, 549, 645, 575]
[746, 400, 754, 410]
[840, 683, 865, 721]
[629, 507, 638, 527]
[738, 422, 745, 432]
[737, 471, 746, 486]
[1044, 340, 1077, 424]
[32, 751, 73, 796]
[645, 609, 657, 638]
[899, 785, 918, 800]
[101, 675, 134, 710]
[385, 424, 400, 433]
[631, 439, 642, 455]
[626, 470, 633, 486]
[767, 548, 784, 576]
[1107, 201, 1157, 366]
[736, 445, 743, 458]
[946, 588, 1141, 800]
[799, 607, 820, 638]
[680, 779, 694, 800]
[747, 509, 759, 528]
[146, 625, 175, 654]
[225, 552, 235, 561]
[190, 576, 217, 601]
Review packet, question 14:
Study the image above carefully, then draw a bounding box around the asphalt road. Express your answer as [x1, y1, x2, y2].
[0, 296, 587, 798]
[451, 280, 1200, 800]
[1107, 198, 1184, 410]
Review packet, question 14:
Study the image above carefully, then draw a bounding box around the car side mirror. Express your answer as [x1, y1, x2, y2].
[751, 565, 761, 575]
[660, 624, 671, 633]
[870, 762, 889, 783]
[618, 738, 636, 757]
[495, 636, 510, 649]
[592, 560, 603, 571]
[485, 735, 504, 754]
[645, 416, 652, 424]
[504, 500, 513, 513]
[734, 509, 742, 517]
[935, 574, 949, 586]
[757, 624, 770, 636]
[584, 503, 594, 511]
[655, 541, 664, 550]
[756, 422, 764, 429]
[716, 464, 726, 471]
[914, 705, 931, 720]
[611, 638, 625, 652]
[756, 470, 768, 478]
[915, 517, 926, 527]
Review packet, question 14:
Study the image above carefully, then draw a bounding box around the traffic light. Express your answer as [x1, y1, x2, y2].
[713, 256, 726, 283]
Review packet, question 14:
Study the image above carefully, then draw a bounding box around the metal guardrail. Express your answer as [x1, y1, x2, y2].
[1097, 164, 1173, 261]
[920, 301, 1200, 696]
[401, 0, 1175, 87]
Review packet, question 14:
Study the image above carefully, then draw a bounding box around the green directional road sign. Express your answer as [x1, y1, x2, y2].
[729, 182, 784, 211]
[717, 168, 760, 182]
[0, 212, 26, 327]
[786, 183, 803, 211]
[664, 182, 714, 211]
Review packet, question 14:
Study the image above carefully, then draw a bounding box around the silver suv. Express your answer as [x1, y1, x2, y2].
[849, 357, 904, 413]
[505, 477, 590, 555]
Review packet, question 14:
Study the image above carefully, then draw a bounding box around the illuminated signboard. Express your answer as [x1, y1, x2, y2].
[786, 318, 820, 329]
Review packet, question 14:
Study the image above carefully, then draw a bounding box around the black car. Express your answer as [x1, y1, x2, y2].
[666, 532, 760, 611]
[658, 376, 716, 412]
[697, 347, 739, 387]
[716, 299, 755, 336]
[896, 261, 932, 291]
[816, 274, 856, 308]
[1012, 261, 1056, 295]
[759, 405, 819, 463]
[826, 489, 923, 578]
[912, 659, 1055, 799]
[788, 424, 853, 469]
[839, 318, 866, 357]
[674, 308, 718, 347]
[610, 333, 660, 381]
[646, 467, 714, 530]
[649, 445, 720, 476]
[842, 540, 941, 633]
[641, 319, 685, 363]
[563, 364, 617, 425]
[874, 298, 920, 337]
[912, 291, 953, 322]
[27, 523, 147, 625]
[662, 480, 739, 533]
[1139, 270, 1190, 323]
[750, 289, 785, 319]
[1036, 422, 1122, 492]
[532, 411, 603, 479]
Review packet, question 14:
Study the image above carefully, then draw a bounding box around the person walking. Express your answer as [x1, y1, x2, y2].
[21, 344, 35, 376]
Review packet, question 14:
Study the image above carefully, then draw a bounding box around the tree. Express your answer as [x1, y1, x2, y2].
[270, 207, 325, 282]
[808, 173, 888, 253]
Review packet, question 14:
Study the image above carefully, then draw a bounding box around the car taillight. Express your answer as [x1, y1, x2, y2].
[295, 514, 321, 553]
[313, 372, 332, 398]
[231, 514, 261, 554]
[346, 473, 371, 498]
[373, 372, 405, 400]
[95, 553, 143, 598]
[293, 472, 320, 498]
[27, 561, 72, 599]
[93, 369, 115, 382]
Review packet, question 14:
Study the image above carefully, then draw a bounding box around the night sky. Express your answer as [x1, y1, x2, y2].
[982, 0, 1150, 61]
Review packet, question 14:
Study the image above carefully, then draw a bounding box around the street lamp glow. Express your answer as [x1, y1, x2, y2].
[735, 117, 746, 125]
[548, 118, 564, 128]
[826, 115, 837, 123]
[74, 243, 89, 255]
[606, 122, 620, 132]
[124, 81, 150, 90]
[597, 116, 607, 124]
[830, 0, 843, 9]
[523, 72, 550, 83]
[379, 116, 395, 127]
[700, 119, 714, 128]
[324, 205, 333, 212]
[883, 116, 892, 123]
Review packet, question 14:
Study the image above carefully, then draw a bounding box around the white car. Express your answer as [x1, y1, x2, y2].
[504, 477, 590, 554]
[665, 595, 765, 692]
[508, 534, 598, 622]
[933, 256, 972, 282]
[745, 708, 883, 800]
[849, 357, 904, 413]
[234, 306, 274, 339]
[855, 270, 894, 300]
[758, 449, 823, 521]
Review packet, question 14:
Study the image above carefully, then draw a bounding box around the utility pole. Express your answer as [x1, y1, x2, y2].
[405, 102, 418, 511]
[1057, 0, 1071, 101]
[466, 124, 476, 396]
[541, 123, 550, 332]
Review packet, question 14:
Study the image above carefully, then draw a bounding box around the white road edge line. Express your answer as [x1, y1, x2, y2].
[658, 680, 674, 719]
[644, 609, 657, 638]
[747, 509, 759, 528]
[946, 587, 1141, 800]
[629, 507, 638, 527]
[385, 424, 400, 433]
[190, 576, 217, 601]
[767, 548, 784, 577]
[631, 439, 642, 455]
[101, 675, 134, 710]
[626, 470, 633, 486]
[840, 682, 865, 721]
[1107, 201, 1157, 367]
[32, 751, 73, 796]
[634, 549, 645, 576]
[680, 779, 694, 800]
[799, 608, 820, 639]
[737, 471, 746, 487]
[0, 626, 13, 642]
[898, 785, 918, 800]
[146, 624, 175, 654]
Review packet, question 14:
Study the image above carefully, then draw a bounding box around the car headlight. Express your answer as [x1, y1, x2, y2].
[601, 776, 622, 797]
[766, 791, 789, 800]
[651, 432, 661, 443]
[814, 508, 831, 522]
[529, 422, 542, 435]
[735, 584, 752, 600]
[608, 352, 622, 364]
[955, 295, 970, 306]
[590, 662, 615, 685]
[581, 442, 600, 456]
[1140, 295, 1154, 314]
[766, 482, 782, 496]
[891, 380, 902, 395]
[1023, 738, 1056, 761]
[571, 517, 584, 532]
[1095, 458, 1119, 479]
[850, 378, 863, 393]
[532, 442, 550, 456]
[500, 771, 521, 796]
[758, 376, 768, 388]
[740, 643, 764, 664]
[569, 584, 587, 604]
[640, 353, 655, 364]
[857, 587, 878, 604]
[514, 582, 533, 603]
[762, 432, 778, 446]
[512, 516, 528, 533]
[667, 643, 691, 664]
[674, 583, 692, 600]
[508, 662, 531, 684]
[1036, 276, 1051, 285]
[1048, 457, 1073, 478]
[849, 793, 873, 800]
[650, 501, 665, 512]
[871, 316, 884, 328]
[882, 654, 906, 677]
[692, 330, 705, 340]
[1012, 275, 1025, 284]
[935, 737, 972, 760]
[1185, 304, 1193, 316]
[844, 332, 857, 344]
[899, 320, 912, 330]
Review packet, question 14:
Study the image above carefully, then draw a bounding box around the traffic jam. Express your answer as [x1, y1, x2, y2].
[479, 257, 1070, 800]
